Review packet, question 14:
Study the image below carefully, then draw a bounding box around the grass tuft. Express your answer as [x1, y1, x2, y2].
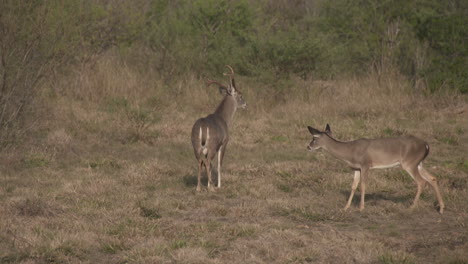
[22, 153, 49, 168]
[139, 205, 162, 219]
[14, 198, 59, 217]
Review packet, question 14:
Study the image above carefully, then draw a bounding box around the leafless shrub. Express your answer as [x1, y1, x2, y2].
[0, 2, 75, 147]
[0, 1, 143, 148]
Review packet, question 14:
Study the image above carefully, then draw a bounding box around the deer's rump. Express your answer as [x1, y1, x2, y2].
[191, 116, 228, 160]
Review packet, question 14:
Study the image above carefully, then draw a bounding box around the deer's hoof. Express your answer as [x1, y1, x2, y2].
[439, 206, 444, 214]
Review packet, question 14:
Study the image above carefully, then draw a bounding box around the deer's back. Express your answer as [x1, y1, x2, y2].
[354, 135, 429, 166]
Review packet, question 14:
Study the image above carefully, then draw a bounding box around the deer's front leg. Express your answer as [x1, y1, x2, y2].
[359, 168, 369, 211]
[217, 146, 222, 188]
[344, 170, 361, 210]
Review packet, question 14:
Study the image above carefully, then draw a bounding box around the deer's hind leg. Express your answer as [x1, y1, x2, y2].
[205, 156, 216, 192]
[405, 166, 426, 209]
[197, 159, 203, 192]
[418, 164, 445, 214]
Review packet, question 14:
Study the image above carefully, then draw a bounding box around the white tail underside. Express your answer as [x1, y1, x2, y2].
[199, 127, 210, 155]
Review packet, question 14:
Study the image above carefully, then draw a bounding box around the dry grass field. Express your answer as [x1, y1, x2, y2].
[1, 57, 467, 263]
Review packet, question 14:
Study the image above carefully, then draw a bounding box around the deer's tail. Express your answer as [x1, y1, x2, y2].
[423, 144, 430, 161]
[199, 127, 210, 162]
[418, 143, 430, 169]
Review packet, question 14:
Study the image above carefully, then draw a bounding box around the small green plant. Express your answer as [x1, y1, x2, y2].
[366, 225, 379, 231]
[459, 159, 468, 173]
[229, 225, 256, 238]
[144, 184, 158, 193]
[297, 211, 328, 222]
[5, 185, 15, 193]
[102, 242, 126, 254]
[447, 259, 468, 264]
[385, 170, 413, 183]
[106, 219, 137, 238]
[22, 153, 49, 168]
[449, 177, 467, 190]
[277, 171, 293, 179]
[438, 136, 459, 146]
[378, 253, 414, 264]
[104, 97, 129, 113]
[382, 128, 405, 136]
[271, 135, 288, 142]
[200, 240, 220, 258]
[277, 184, 293, 193]
[126, 106, 160, 143]
[171, 240, 187, 249]
[387, 231, 400, 237]
[288, 207, 330, 222]
[211, 207, 228, 217]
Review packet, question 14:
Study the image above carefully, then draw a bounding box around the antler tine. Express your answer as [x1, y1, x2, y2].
[223, 65, 235, 76]
[207, 80, 224, 87]
[223, 65, 236, 89]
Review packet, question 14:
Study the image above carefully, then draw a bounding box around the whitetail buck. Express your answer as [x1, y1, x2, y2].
[307, 124, 445, 213]
[191, 66, 246, 192]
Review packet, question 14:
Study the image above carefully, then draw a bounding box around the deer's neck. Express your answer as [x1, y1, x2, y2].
[214, 96, 237, 126]
[322, 137, 358, 165]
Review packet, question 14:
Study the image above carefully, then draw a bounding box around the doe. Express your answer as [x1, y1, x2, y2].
[307, 124, 444, 213]
[191, 66, 247, 192]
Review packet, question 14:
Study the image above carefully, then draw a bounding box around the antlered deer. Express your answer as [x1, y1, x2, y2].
[191, 66, 246, 191]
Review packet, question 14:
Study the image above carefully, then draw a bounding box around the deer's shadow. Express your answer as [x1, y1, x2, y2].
[340, 190, 411, 205]
[183, 171, 220, 187]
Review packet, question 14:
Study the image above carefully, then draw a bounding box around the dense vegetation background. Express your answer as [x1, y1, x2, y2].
[1, 0, 467, 146]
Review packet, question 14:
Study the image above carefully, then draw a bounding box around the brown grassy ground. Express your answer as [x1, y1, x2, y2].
[0, 57, 467, 263]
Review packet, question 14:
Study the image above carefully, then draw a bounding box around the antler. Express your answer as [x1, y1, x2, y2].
[206, 65, 236, 91]
[223, 65, 235, 88]
[207, 80, 228, 90]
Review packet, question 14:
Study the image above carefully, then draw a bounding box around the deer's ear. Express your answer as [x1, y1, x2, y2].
[325, 124, 332, 135]
[308, 126, 320, 136]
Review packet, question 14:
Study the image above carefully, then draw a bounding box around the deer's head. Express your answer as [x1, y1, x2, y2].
[208, 65, 247, 109]
[307, 124, 332, 151]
